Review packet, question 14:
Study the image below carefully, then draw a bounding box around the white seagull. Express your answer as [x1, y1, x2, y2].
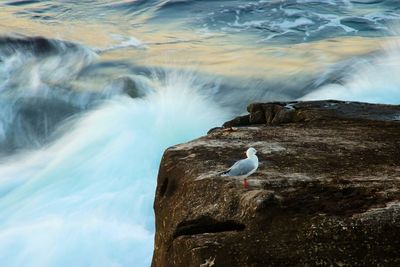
[221, 147, 259, 187]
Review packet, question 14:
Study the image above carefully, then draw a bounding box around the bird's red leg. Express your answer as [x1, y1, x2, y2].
[243, 178, 249, 189]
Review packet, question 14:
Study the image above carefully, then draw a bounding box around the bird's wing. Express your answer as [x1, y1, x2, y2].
[220, 159, 243, 176]
[225, 158, 256, 176]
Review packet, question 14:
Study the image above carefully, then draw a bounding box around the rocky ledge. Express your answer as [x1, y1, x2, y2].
[152, 100, 400, 267]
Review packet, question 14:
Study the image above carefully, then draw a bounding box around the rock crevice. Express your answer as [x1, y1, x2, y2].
[173, 216, 245, 239]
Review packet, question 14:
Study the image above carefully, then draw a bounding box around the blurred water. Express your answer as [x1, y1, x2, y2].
[0, 69, 229, 266]
[0, 1, 400, 266]
[302, 38, 400, 104]
[4, 0, 400, 43]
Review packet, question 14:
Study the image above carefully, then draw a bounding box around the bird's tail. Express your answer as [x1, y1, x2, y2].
[219, 170, 229, 177]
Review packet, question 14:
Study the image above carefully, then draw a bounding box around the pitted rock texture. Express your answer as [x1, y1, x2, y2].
[152, 100, 400, 267]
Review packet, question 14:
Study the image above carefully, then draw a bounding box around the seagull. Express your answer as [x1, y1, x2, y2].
[221, 147, 259, 188]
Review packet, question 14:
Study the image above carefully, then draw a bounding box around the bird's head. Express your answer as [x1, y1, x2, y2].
[246, 147, 257, 157]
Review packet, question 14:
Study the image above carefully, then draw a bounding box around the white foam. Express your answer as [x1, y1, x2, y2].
[301, 38, 400, 104]
[0, 70, 230, 267]
[277, 17, 314, 29]
[96, 35, 148, 53]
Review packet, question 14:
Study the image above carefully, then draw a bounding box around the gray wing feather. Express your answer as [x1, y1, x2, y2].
[226, 158, 256, 176]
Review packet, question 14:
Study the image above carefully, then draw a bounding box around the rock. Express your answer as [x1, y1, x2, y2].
[224, 100, 400, 127]
[223, 114, 250, 128]
[108, 76, 148, 98]
[152, 100, 400, 267]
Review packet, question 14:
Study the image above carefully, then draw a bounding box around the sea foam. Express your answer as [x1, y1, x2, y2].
[0, 70, 229, 267]
[301, 37, 400, 105]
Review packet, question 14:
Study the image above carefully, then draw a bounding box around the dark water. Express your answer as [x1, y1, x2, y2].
[0, 1, 399, 266]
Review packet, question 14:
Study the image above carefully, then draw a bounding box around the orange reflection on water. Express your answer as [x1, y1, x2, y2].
[0, 8, 392, 80]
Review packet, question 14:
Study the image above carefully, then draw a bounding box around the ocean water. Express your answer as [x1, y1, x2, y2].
[0, 1, 399, 266]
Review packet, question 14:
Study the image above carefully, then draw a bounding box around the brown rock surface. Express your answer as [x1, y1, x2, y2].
[152, 100, 400, 267]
